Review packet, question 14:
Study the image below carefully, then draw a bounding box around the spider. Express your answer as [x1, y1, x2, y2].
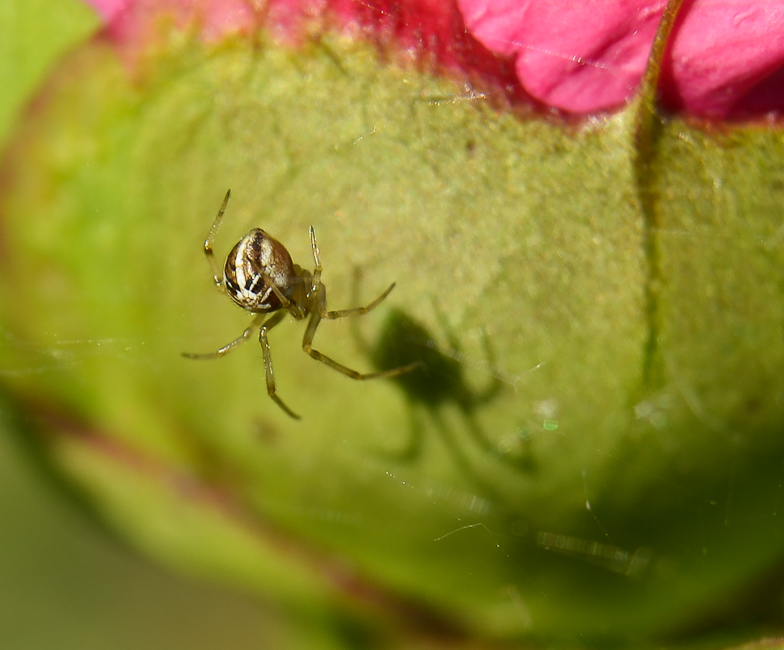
[183, 190, 420, 419]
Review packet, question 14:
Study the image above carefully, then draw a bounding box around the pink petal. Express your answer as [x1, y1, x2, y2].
[663, 2, 784, 117]
[79, 0, 784, 118]
[82, 0, 130, 22]
[80, 0, 524, 105]
[83, 0, 260, 67]
[458, 0, 667, 113]
[459, 0, 784, 118]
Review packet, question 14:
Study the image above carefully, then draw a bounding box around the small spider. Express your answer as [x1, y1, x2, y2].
[183, 190, 420, 419]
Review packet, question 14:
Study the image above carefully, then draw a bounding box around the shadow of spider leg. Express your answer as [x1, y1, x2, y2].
[302, 280, 421, 382]
[358, 302, 531, 471]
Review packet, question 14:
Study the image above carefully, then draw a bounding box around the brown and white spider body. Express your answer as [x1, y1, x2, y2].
[223, 229, 303, 313]
[183, 190, 419, 420]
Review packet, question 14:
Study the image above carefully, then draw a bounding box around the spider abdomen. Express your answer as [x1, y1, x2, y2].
[224, 228, 298, 312]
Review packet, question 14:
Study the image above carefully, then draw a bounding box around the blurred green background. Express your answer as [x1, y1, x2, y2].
[0, 421, 298, 649]
[0, 3, 298, 648]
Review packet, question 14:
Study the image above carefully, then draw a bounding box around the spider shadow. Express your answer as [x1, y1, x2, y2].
[350, 282, 535, 475]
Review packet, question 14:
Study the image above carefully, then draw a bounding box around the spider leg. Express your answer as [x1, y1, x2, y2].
[203, 189, 232, 292]
[267, 281, 308, 320]
[322, 282, 396, 320]
[182, 312, 265, 359]
[307, 226, 395, 320]
[309, 226, 322, 292]
[268, 282, 304, 316]
[258, 310, 301, 419]
[302, 285, 421, 380]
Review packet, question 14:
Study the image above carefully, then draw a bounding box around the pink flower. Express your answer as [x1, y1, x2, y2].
[459, 0, 784, 118]
[84, 0, 128, 22]
[84, 0, 257, 49]
[81, 0, 784, 119]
